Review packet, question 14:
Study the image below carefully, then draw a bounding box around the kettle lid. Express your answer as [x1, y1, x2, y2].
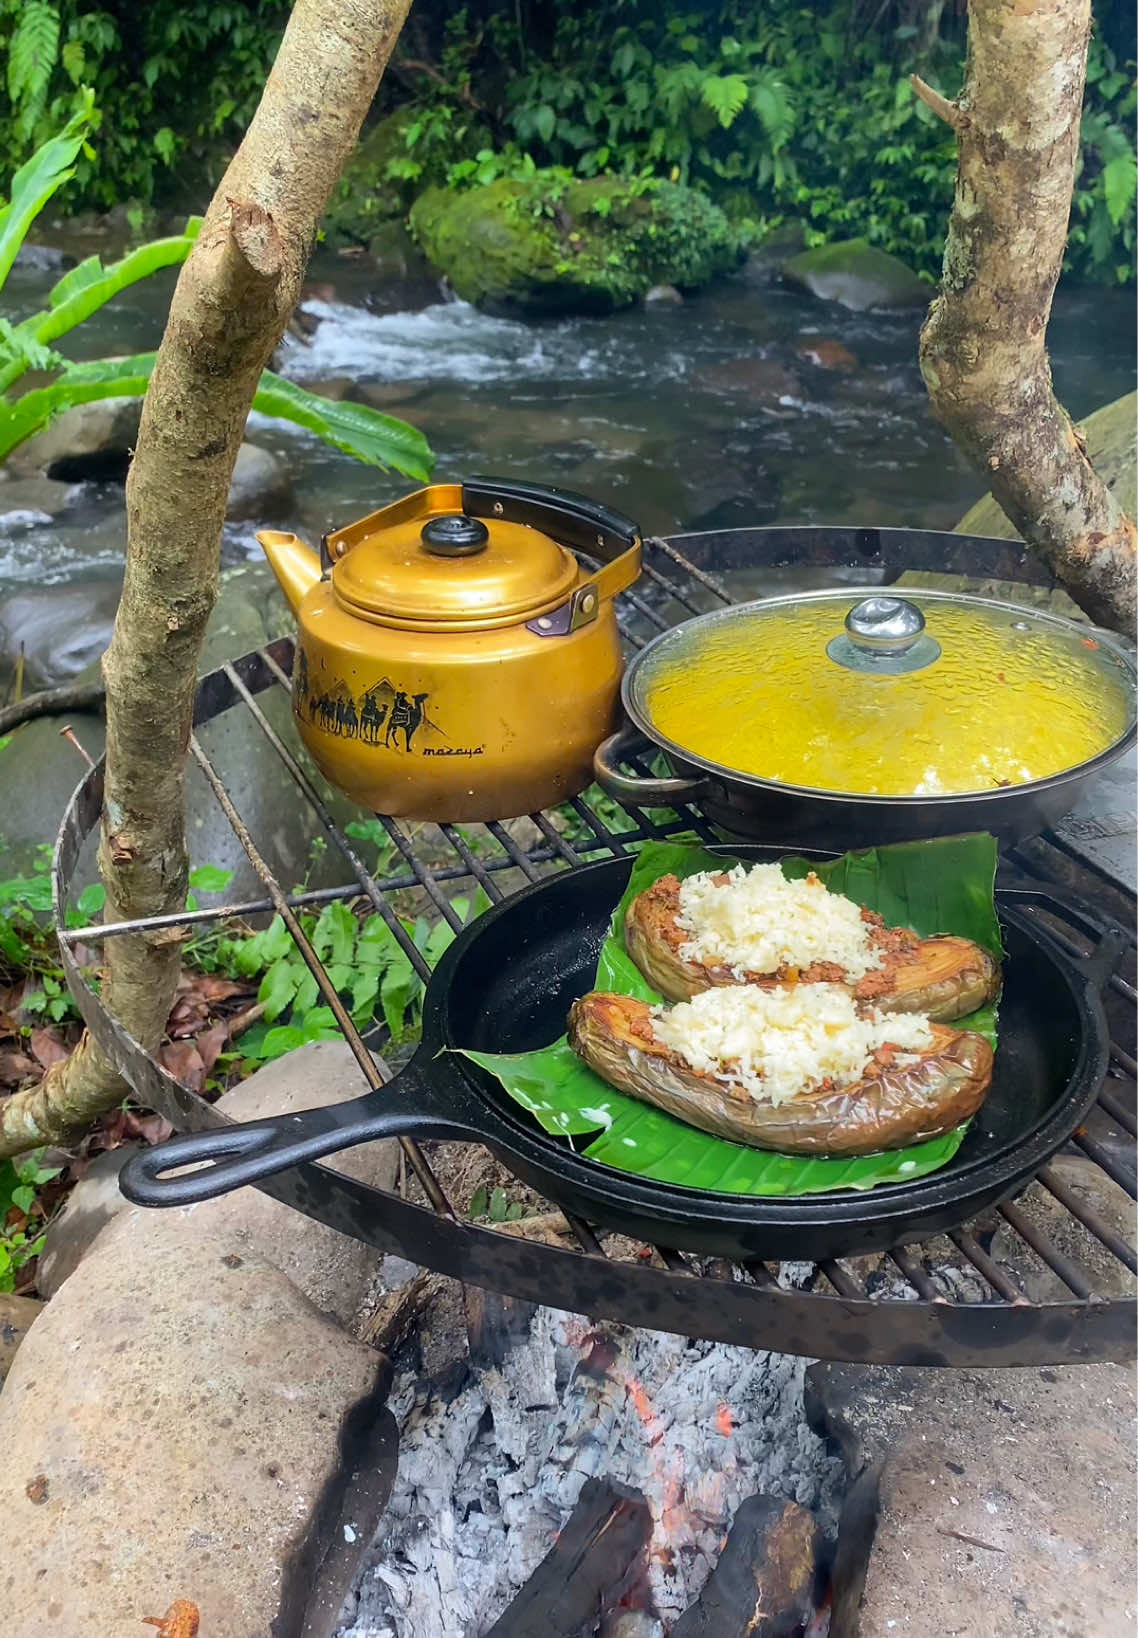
[327, 483, 580, 628]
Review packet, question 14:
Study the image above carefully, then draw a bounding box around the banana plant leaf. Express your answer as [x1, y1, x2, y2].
[0, 352, 433, 480]
[464, 834, 1002, 1196]
[0, 95, 94, 292]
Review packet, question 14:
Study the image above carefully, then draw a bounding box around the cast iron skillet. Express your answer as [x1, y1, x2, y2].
[119, 853, 1124, 1260]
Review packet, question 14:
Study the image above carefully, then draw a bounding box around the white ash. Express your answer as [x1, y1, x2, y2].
[336, 1281, 843, 1638]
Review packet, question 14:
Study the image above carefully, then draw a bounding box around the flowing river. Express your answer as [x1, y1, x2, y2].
[2, 244, 1135, 609]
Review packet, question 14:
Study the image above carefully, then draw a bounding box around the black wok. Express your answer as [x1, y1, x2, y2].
[120, 855, 1123, 1261]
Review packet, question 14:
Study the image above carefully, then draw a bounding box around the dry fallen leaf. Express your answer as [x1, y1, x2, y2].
[29, 1027, 71, 1069]
[159, 1040, 206, 1092]
[0, 1047, 38, 1084]
[141, 1600, 200, 1637]
[191, 975, 251, 1003]
[195, 1021, 229, 1077]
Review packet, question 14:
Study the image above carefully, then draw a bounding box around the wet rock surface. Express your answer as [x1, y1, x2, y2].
[7, 395, 143, 480]
[782, 238, 929, 311]
[0, 1043, 404, 1637]
[807, 1359, 1137, 1638]
[0, 579, 123, 687]
[0, 1223, 394, 1638]
[40, 1042, 398, 1326]
[225, 441, 295, 522]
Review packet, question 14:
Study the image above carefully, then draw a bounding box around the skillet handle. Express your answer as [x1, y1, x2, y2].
[593, 725, 710, 808]
[118, 1057, 475, 1209]
[999, 892, 1130, 990]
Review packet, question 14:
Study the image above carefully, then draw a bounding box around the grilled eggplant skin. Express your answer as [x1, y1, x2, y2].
[625, 874, 1001, 1022]
[567, 991, 994, 1155]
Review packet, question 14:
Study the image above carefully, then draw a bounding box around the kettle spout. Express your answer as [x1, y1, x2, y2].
[256, 530, 323, 616]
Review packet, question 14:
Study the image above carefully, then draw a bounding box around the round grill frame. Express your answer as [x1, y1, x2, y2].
[52, 526, 1137, 1367]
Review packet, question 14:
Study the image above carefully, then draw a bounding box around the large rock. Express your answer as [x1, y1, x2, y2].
[0, 579, 123, 688]
[324, 111, 433, 245]
[0, 558, 364, 896]
[0, 1213, 396, 1637]
[6, 396, 142, 480]
[410, 175, 743, 316]
[0, 474, 82, 530]
[782, 238, 929, 311]
[225, 441, 294, 522]
[956, 391, 1138, 540]
[807, 1360, 1136, 1637]
[39, 1042, 399, 1328]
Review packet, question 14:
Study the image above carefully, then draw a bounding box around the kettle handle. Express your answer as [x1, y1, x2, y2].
[463, 477, 640, 562]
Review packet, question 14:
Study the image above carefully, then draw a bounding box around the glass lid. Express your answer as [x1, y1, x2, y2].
[628, 588, 1137, 798]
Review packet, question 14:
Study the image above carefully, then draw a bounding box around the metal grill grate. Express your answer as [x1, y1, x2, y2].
[52, 530, 1137, 1367]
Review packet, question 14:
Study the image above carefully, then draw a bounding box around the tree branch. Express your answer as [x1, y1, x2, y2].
[908, 74, 968, 133]
[0, 0, 414, 1160]
[919, 0, 1137, 636]
[0, 680, 106, 737]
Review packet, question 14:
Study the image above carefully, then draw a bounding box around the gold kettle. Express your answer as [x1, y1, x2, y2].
[258, 478, 642, 822]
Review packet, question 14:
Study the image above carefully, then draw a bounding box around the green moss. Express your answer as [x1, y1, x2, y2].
[323, 110, 491, 247]
[409, 174, 742, 315]
[782, 237, 930, 310]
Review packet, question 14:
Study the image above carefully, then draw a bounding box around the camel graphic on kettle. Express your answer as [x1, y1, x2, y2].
[294, 650, 438, 752]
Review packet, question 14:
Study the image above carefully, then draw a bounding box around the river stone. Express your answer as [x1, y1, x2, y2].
[806, 1360, 1136, 1637]
[0, 474, 82, 526]
[0, 1294, 43, 1384]
[6, 395, 142, 480]
[0, 579, 124, 688]
[225, 442, 295, 522]
[410, 175, 742, 316]
[644, 283, 683, 305]
[955, 391, 1138, 540]
[743, 220, 809, 276]
[0, 1214, 395, 1638]
[13, 242, 76, 273]
[0, 559, 360, 894]
[39, 1042, 399, 1327]
[782, 239, 929, 312]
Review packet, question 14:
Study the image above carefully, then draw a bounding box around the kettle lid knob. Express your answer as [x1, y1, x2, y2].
[421, 514, 490, 556]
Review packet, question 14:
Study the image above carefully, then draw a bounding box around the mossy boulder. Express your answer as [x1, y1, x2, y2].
[409, 175, 743, 316]
[782, 237, 929, 311]
[956, 391, 1138, 539]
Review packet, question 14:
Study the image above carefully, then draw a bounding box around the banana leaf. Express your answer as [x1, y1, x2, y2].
[0, 353, 433, 481]
[464, 833, 1001, 1196]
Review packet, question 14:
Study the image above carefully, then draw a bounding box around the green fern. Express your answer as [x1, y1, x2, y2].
[699, 73, 749, 129]
[1102, 150, 1137, 229]
[8, 2, 60, 135]
[749, 68, 795, 153]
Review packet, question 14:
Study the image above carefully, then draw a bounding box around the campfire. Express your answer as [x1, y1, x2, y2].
[335, 1270, 843, 1638]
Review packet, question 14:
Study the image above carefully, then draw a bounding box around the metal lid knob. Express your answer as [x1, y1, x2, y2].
[827, 595, 941, 675]
[845, 596, 925, 654]
[421, 514, 490, 556]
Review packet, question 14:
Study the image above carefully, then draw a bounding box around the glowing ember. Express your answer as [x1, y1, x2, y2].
[716, 1403, 734, 1437]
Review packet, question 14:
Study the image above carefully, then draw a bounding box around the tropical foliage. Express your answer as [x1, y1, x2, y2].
[0, 101, 432, 476]
[0, 0, 1133, 283]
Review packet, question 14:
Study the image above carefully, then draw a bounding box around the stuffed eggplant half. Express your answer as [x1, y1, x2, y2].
[567, 983, 994, 1155]
[626, 864, 1001, 1023]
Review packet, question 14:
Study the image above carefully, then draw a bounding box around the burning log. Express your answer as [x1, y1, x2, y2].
[670, 1495, 823, 1638]
[484, 1476, 654, 1638]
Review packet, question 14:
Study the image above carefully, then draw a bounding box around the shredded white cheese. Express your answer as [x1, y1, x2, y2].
[675, 863, 884, 981]
[650, 983, 933, 1107]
